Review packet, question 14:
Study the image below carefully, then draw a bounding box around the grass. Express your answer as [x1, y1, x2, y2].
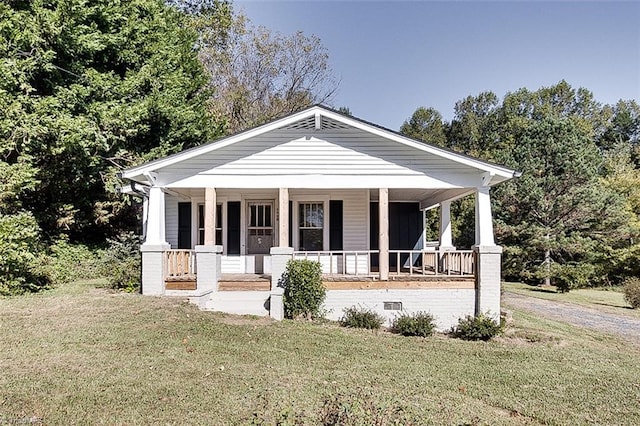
[1, 280, 639, 425]
[503, 281, 640, 319]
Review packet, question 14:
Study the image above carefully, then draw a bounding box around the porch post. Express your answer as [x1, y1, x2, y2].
[145, 187, 166, 245]
[278, 188, 289, 247]
[473, 186, 501, 320]
[141, 186, 169, 295]
[204, 187, 216, 245]
[475, 186, 495, 246]
[379, 188, 389, 281]
[438, 200, 455, 250]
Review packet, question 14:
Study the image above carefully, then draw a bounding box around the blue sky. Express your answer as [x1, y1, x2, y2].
[235, 0, 640, 130]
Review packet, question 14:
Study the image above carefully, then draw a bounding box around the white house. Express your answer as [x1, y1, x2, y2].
[121, 105, 519, 329]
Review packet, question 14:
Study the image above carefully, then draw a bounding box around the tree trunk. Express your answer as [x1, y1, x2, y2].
[544, 233, 551, 286]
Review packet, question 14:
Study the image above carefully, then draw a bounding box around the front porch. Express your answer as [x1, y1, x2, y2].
[138, 184, 503, 330]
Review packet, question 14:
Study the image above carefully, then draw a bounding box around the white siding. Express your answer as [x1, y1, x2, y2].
[165, 195, 179, 248]
[323, 289, 475, 331]
[336, 189, 368, 250]
[159, 130, 480, 189]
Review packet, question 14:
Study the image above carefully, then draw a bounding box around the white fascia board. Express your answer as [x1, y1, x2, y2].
[318, 109, 517, 182]
[121, 107, 323, 181]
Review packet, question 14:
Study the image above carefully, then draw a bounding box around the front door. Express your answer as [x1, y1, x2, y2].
[247, 201, 274, 273]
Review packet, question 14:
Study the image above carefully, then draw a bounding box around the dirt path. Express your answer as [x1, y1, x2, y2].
[503, 292, 640, 344]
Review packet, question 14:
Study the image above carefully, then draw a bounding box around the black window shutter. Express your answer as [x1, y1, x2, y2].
[177, 202, 192, 249]
[227, 201, 241, 255]
[288, 200, 293, 247]
[329, 200, 343, 250]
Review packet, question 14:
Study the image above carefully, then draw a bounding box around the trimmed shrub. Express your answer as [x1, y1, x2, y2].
[99, 232, 141, 293]
[452, 313, 503, 341]
[391, 311, 436, 337]
[340, 306, 385, 330]
[623, 277, 640, 309]
[282, 259, 325, 319]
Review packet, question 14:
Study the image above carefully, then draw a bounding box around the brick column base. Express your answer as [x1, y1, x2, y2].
[140, 243, 170, 295]
[269, 247, 294, 320]
[474, 245, 503, 320]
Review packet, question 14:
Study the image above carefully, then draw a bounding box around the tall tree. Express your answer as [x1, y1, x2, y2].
[201, 16, 339, 133]
[0, 0, 220, 242]
[494, 117, 626, 289]
[400, 107, 447, 146]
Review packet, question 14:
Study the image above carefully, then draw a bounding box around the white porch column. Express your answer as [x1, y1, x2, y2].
[144, 187, 166, 245]
[473, 186, 501, 320]
[438, 200, 455, 250]
[204, 187, 216, 245]
[379, 188, 389, 281]
[475, 186, 495, 246]
[141, 186, 169, 295]
[278, 188, 289, 247]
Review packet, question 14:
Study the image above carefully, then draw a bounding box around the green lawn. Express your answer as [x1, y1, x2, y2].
[503, 281, 640, 319]
[1, 280, 639, 425]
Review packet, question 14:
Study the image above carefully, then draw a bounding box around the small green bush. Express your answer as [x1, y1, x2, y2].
[623, 277, 640, 309]
[391, 311, 436, 337]
[452, 313, 503, 341]
[99, 232, 141, 293]
[282, 259, 325, 320]
[43, 239, 102, 285]
[340, 306, 385, 329]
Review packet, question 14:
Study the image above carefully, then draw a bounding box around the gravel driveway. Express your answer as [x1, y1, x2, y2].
[503, 292, 640, 344]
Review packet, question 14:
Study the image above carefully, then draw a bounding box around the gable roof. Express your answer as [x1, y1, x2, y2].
[122, 105, 520, 186]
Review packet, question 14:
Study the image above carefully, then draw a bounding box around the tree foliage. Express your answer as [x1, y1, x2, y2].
[0, 0, 225, 293]
[400, 106, 447, 147]
[201, 15, 338, 133]
[403, 81, 640, 288]
[0, 0, 218, 242]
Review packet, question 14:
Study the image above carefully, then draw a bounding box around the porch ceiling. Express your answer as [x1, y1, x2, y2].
[372, 188, 473, 208]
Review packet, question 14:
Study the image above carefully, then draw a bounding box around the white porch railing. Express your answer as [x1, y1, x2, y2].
[397, 250, 475, 276]
[293, 251, 378, 276]
[293, 249, 475, 277]
[165, 249, 197, 279]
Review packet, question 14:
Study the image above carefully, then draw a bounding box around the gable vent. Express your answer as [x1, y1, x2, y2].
[321, 116, 352, 129]
[280, 115, 353, 130]
[281, 116, 316, 130]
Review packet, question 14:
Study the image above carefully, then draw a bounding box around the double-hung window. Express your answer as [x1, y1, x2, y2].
[298, 202, 324, 251]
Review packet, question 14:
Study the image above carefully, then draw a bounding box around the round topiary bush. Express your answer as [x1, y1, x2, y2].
[282, 259, 325, 320]
[452, 313, 503, 341]
[391, 311, 436, 337]
[340, 306, 385, 329]
[623, 277, 640, 309]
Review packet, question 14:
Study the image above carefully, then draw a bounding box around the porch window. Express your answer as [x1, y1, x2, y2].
[248, 203, 273, 237]
[197, 204, 222, 245]
[299, 202, 323, 251]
